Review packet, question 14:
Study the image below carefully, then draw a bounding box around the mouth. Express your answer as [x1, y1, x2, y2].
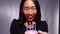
[26, 15, 34, 21]
[28, 16, 33, 19]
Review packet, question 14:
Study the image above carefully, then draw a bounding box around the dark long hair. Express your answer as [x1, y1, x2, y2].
[19, 0, 41, 24]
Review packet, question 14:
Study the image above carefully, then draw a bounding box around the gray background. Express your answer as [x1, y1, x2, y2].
[0, 0, 59, 34]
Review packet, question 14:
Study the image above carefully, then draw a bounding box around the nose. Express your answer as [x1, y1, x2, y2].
[28, 9, 33, 14]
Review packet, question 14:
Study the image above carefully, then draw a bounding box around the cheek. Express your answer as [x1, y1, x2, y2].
[33, 10, 37, 15]
[23, 10, 28, 15]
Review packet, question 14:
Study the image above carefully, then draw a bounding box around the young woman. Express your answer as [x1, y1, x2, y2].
[10, 0, 48, 34]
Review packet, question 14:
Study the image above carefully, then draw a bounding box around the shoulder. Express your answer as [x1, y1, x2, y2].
[11, 19, 24, 28]
[11, 19, 17, 23]
[37, 20, 48, 26]
[10, 19, 18, 28]
[38, 20, 48, 28]
[40, 21, 47, 23]
[10, 19, 22, 28]
[10, 19, 25, 34]
[11, 19, 22, 25]
[11, 19, 18, 25]
[40, 21, 47, 25]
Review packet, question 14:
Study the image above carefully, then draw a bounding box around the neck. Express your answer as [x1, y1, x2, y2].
[24, 21, 36, 28]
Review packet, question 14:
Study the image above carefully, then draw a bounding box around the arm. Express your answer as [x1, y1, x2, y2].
[42, 21, 48, 32]
[37, 21, 48, 34]
[10, 19, 18, 34]
[38, 21, 48, 32]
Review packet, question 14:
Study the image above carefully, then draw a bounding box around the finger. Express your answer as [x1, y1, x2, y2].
[25, 30, 38, 34]
[38, 30, 43, 34]
[38, 30, 48, 34]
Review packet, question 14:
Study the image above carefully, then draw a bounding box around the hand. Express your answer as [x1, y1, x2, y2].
[38, 30, 48, 34]
[25, 30, 38, 34]
[25, 30, 48, 34]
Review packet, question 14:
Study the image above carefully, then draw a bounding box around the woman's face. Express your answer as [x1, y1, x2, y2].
[23, 0, 37, 22]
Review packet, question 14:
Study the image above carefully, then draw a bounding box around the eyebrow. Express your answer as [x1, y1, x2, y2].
[32, 6, 36, 7]
[23, 6, 36, 8]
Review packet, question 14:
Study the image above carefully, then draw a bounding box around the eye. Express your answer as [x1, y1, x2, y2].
[32, 7, 36, 10]
[23, 7, 29, 10]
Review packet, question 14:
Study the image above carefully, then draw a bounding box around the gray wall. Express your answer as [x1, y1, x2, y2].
[0, 0, 59, 34]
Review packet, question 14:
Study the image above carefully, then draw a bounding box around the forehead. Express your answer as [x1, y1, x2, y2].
[24, 0, 35, 7]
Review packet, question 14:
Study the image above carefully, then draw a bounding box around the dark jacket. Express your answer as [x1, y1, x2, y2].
[10, 19, 48, 34]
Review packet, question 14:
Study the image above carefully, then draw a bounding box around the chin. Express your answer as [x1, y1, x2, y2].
[26, 18, 34, 22]
[28, 19, 34, 22]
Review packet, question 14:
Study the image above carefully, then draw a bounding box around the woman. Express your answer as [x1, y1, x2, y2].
[10, 0, 48, 34]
